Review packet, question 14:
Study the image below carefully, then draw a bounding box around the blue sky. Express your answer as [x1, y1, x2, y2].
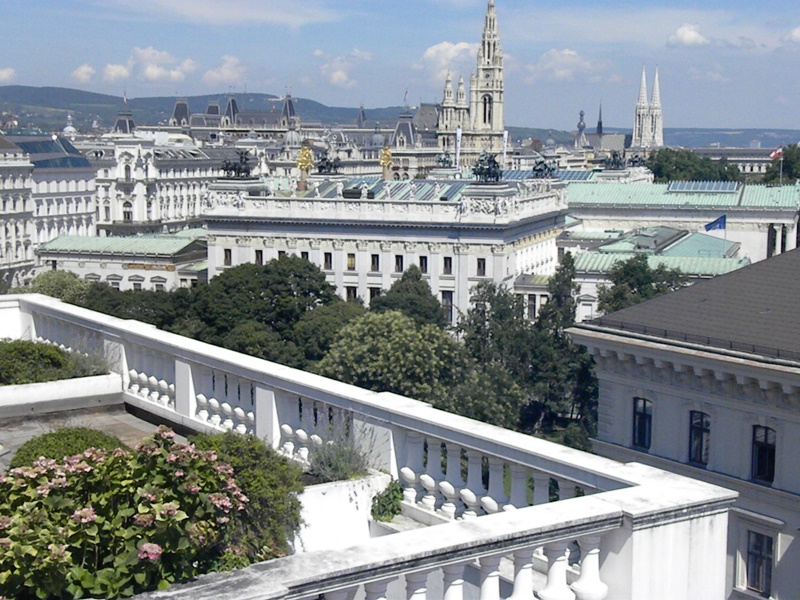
[2, 0, 800, 130]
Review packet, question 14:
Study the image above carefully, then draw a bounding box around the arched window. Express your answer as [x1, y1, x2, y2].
[123, 202, 133, 222]
[124, 164, 131, 181]
[482, 95, 493, 125]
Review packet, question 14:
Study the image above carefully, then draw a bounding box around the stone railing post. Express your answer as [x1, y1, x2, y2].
[508, 548, 536, 600]
[571, 535, 608, 600]
[405, 570, 431, 600]
[364, 578, 397, 600]
[538, 541, 575, 600]
[443, 563, 467, 600]
[479, 554, 502, 600]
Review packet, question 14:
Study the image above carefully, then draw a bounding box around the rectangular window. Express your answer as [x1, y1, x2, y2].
[324, 252, 333, 270]
[752, 426, 776, 483]
[278, 250, 287, 259]
[347, 253, 356, 271]
[746, 531, 773, 596]
[371, 254, 380, 272]
[395, 255, 404, 273]
[301, 251, 309, 261]
[346, 286, 358, 301]
[477, 257, 486, 277]
[224, 248, 232, 266]
[132, 282, 142, 291]
[110, 281, 120, 290]
[419, 256, 428, 274]
[255, 250, 263, 266]
[443, 256, 453, 275]
[689, 411, 711, 466]
[442, 290, 454, 325]
[155, 283, 165, 292]
[527, 294, 537, 320]
[632, 397, 652, 450]
[369, 287, 381, 301]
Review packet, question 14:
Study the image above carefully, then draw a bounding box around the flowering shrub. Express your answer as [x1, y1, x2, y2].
[10, 426, 128, 469]
[0, 426, 248, 599]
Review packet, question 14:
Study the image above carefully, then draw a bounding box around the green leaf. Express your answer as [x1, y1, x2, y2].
[157, 578, 171, 590]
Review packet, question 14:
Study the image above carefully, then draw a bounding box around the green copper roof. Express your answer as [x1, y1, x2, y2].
[661, 232, 738, 258]
[574, 252, 750, 277]
[36, 235, 204, 257]
[567, 182, 800, 209]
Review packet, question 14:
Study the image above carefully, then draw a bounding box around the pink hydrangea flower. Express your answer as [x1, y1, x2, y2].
[138, 542, 162, 561]
[70, 507, 97, 524]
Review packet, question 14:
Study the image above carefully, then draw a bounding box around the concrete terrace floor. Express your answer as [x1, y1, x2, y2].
[0, 404, 183, 471]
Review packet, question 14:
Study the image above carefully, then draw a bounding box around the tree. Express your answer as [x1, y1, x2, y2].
[597, 254, 688, 315]
[369, 265, 447, 328]
[221, 321, 306, 368]
[763, 144, 800, 184]
[293, 301, 366, 363]
[317, 311, 467, 403]
[647, 148, 742, 183]
[21, 270, 89, 305]
[536, 252, 579, 339]
[190, 255, 338, 342]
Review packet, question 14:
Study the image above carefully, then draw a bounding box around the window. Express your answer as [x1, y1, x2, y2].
[527, 294, 537, 320]
[346, 286, 358, 301]
[443, 256, 453, 275]
[632, 397, 652, 450]
[224, 248, 232, 266]
[133, 282, 142, 291]
[395, 255, 404, 273]
[419, 256, 428, 274]
[324, 252, 333, 270]
[751, 426, 776, 483]
[689, 411, 711, 465]
[122, 202, 133, 222]
[301, 251, 309, 261]
[371, 254, 380, 272]
[477, 257, 486, 277]
[369, 287, 381, 301]
[442, 290, 454, 325]
[746, 531, 773, 597]
[255, 250, 263, 266]
[278, 250, 286, 259]
[347, 253, 356, 271]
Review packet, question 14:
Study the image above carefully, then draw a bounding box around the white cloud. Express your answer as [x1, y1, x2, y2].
[104, 0, 339, 28]
[131, 47, 195, 82]
[785, 26, 800, 43]
[690, 65, 729, 83]
[203, 55, 246, 87]
[525, 49, 596, 82]
[71, 64, 96, 83]
[668, 23, 710, 47]
[103, 64, 130, 82]
[416, 41, 478, 82]
[315, 49, 372, 89]
[0, 67, 16, 83]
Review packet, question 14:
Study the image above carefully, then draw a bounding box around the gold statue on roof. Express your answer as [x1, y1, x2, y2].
[296, 145, 314, 172]
[379, 146, 393, 168]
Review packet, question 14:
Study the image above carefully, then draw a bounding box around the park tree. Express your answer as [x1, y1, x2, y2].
[21, 270, 89, 305]
[293, 301, 366, 364]
[647, 148, 742, 183]
[763, 144, 800, 184]
[369, 265, 447, 328]
[597, 254, 687, 315]
[317, 311, 468, 403]
[221, 321, 306, 368]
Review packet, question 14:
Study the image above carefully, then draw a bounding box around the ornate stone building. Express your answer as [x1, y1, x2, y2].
[437, 0, 506, 164]
[631, 67, 664, 149]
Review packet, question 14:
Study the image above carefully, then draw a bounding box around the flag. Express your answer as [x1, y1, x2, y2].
[770, 147, 783, 159]
[123, 89, 127, 106]
[403, 89, 408, 107]
[705, 215, 726, 231]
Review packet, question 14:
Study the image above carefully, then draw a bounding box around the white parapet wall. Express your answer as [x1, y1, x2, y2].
[0, 373, 123, 420]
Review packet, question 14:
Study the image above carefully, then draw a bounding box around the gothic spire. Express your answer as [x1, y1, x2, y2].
[637, 66, 648, 107]
[597, 102, 603, 136]
[651, 67, 661, 108]
[480, 0, 501, 65]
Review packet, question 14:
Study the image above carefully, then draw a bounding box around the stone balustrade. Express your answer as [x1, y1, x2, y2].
[1, 294, 738, 600]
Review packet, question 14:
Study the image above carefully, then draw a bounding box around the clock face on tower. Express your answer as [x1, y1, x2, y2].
[484, 72, 492, 79]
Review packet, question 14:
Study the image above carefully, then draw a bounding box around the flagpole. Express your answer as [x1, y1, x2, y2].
[780, 156, 784, 186]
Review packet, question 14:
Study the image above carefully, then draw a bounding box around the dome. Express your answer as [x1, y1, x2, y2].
[62, 114, 77, 138]
[283, 129, 302, 147]
[371, 132, 386, 147]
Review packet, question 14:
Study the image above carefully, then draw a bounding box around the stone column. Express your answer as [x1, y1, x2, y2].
[406, 571, 430, 600]
[533, 473, 550, 505]
[443, 564, 467, 600]
[508, 548, 536, 600]
[508, 464, 529, 508]
[326, 589, 357, 600]
[479, 555, 502, 600]
[365, 579, 395, 600]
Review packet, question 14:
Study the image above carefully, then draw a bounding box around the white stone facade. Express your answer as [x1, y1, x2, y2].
[0, 149, 34, 285]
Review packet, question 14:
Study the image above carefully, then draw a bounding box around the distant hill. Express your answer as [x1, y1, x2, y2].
[1, 86, 797, 149]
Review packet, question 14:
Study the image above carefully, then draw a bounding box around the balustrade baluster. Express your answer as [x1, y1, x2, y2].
[508, 548, 536, 600]
[419, 437, 444, 511]
[558, 479, 576, 500]
[443, 563, 467, 600]
[508, 464, 529, 508]
[481, 457, 508, 514]
[537, 541, 575, 600]
[325, 588, 357, 600]
[571, 535, 607, 600]
[364, 578, 396, 600]
[460, 449, 486, 518]
[479, 555, 502, 600]
[405, 570, 431, 600]
[533, 473, 550, 506]
[439, 442, 465, 518]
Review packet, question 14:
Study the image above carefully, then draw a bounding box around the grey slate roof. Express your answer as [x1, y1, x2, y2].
[580, 248, 800, 361]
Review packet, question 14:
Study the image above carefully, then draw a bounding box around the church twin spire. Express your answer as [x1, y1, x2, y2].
[632, 66, 664, 148]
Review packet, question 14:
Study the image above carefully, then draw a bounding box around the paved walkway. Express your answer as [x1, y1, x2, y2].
[0, 404, 178, 470]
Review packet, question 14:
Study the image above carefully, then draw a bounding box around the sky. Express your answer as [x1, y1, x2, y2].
[2, 0, 799, 131]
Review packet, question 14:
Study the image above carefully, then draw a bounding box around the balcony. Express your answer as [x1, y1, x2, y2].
[1, 294, 737, 600]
